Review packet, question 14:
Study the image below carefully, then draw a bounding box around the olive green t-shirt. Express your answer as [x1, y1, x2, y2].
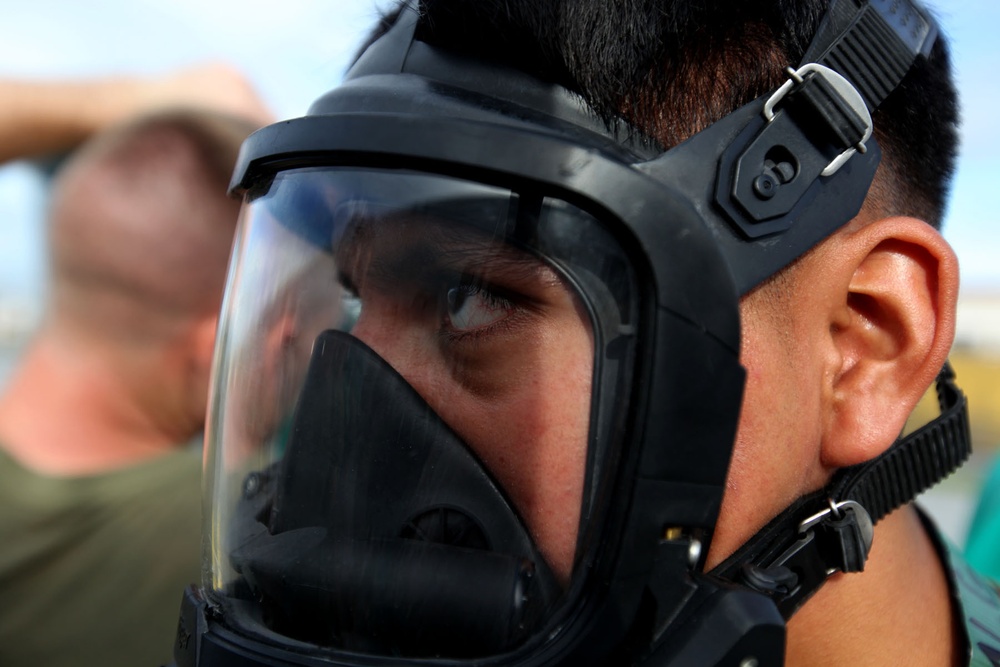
[0, 445, 202, 667]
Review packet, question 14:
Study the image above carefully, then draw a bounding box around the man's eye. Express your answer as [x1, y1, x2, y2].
[445, 282, 511, 333]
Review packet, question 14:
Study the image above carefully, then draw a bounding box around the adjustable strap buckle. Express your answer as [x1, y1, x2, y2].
[716, 61, 877, 240]
[797, 499, 874, 573]
[739, 498, 874, 616]
[763, 64, 873, 177]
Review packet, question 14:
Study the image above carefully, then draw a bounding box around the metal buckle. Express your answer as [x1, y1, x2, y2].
[798, 498, 875, 575]
[762, 64, 873, 177]
[798, 498, 870, 534]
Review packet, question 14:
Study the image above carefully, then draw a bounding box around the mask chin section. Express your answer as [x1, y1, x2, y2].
[228, 330, 562, 658]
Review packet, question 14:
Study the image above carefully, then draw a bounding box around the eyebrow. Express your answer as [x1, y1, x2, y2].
[335, 218, 559, 289]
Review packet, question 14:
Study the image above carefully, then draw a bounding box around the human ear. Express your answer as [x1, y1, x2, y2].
[821, 217, 959, 468]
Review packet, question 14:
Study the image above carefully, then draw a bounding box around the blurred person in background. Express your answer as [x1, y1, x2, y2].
[0, 68, 268, 667]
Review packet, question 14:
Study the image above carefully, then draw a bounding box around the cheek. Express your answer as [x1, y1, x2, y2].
[433, 325, 594, 584]
[707, 309, 827, 568]
[355, 292, 596, 584]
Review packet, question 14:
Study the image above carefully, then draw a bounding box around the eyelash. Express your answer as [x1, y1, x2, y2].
[439, 276, 516, 339]
[338, 268, 525, 342]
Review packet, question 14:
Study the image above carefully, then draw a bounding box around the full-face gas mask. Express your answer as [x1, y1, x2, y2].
[175, 1, 970, 665]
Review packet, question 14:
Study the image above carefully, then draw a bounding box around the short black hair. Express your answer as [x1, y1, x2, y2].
[365, 0, 959, 228]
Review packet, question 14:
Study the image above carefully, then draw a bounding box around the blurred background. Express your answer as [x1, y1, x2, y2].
[0, 0, 997, 545]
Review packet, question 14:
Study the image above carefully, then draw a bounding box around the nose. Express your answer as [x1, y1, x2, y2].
[349, 303, 438, 403]
[349, 292, 411, 361]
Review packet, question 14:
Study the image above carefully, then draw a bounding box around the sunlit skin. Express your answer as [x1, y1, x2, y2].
[337, 216, 594, 584]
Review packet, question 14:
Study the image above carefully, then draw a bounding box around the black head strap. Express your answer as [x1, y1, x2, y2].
[787, 0, 938, 160]
[802, 0, 938, 109]
[760, 0, 937, 170]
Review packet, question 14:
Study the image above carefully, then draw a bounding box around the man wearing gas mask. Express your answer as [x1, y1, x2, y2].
[173, 1, 1000, 665]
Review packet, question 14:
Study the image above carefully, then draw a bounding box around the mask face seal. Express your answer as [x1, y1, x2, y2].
[202, 167, 646, 660]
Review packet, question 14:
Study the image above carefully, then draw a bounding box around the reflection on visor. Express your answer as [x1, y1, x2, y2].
[206, 167, 640, 661]
[256, 167, 520, 253]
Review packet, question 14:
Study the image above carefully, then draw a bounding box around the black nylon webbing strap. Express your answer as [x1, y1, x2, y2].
[800, 0, 937, 111]
[710, 363, 971, 619]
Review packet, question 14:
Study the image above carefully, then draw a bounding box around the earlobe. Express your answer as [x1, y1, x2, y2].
[821, 217, 959, 468]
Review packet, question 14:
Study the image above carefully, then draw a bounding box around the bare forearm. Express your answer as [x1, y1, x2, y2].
[0, 78, 140, 163]
[0, 65, 273, 165]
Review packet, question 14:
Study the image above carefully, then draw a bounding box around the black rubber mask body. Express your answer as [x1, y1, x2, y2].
[229, 330, 562, 659]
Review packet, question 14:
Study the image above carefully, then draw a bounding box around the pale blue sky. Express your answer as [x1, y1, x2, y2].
[0, 0, 996, 319]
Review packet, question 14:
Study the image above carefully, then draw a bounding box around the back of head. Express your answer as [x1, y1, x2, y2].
[45, 109, 257, 346]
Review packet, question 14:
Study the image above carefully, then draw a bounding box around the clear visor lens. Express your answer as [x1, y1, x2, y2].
[204, 167, 638, 659]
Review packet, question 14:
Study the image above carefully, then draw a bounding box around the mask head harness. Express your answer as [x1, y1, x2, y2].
[175, 1, 969, 666]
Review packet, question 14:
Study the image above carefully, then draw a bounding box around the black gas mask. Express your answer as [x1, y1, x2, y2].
[174, 1, 969, 665]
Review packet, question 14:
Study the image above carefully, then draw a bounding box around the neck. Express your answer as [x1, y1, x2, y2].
[0, 331, 198, 476]
[785, 504, 960, 666]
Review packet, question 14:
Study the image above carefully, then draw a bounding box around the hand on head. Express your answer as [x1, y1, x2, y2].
[0, 62, 273, 164]
[119, 62, 275, 128]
